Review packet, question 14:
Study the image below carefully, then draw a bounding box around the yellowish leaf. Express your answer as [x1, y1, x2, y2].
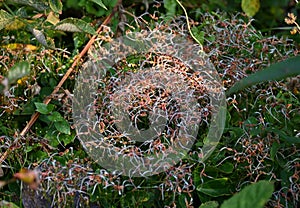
[4, 19, 25, 30]
[1, 43, 38, 51]
[241, 0, 260, 17]
[14, 168, 40, 190]
[46, 11, 60, 25]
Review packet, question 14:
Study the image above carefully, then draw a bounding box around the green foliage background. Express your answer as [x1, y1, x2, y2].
[0, 0, 299, 207]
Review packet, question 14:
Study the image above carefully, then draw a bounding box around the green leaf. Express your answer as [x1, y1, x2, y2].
[197, 178, 231, 197]
[55, 18, 96, 35]
[54, 119, 71, 135]
[49, 0, 63, 14]
[227, 56, 300, 95]
[164, 0, 177, 17]
[45, 131, 59, 147]
[34, 102, 54, 114]
[0, 9, 14, 30]
[191, 27, 205, 45]
[47, 111, 64, 122]
[88, 0, 107, 10]
[221, 181, 274, 208]
[8, 0, 48, 11]
[199, 201, 219, 208]
[7, 61, 30, 84]
[178, 194, 186, 208]
[269, 128, 300, 144]
[218, 162, 234, 174]
[60, 133, 75, 145]
[241, 0, 260, 17]
[270, 142, 280, 161]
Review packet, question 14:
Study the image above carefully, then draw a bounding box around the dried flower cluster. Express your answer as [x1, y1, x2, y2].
[285, 13, 300, 35]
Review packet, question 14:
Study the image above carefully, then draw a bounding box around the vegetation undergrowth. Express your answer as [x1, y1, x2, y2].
[0, 0, 299, 207]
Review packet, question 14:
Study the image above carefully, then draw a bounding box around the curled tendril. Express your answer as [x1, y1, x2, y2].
[73, 19, 226, 177]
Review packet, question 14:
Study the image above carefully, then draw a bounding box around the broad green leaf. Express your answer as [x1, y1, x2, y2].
[227, 56, 300, 95]
[54, 119, 71, 135]
[88, 0, 107, 10]
[221, 181, 274, 208]
[49, 0, 63, 14]
[55, 18, 96, 35]
[199, 201, 219, 208]
[47, 111, 64, 122]
[34, 102, 55, 114]
[269, 128, 300, 144]
[0, 9, 14, 30]
[218, 162, 234, 174]
[7, 61, 30, 84]
[241, 0, 260, 17]
[197, 178, 231, 197]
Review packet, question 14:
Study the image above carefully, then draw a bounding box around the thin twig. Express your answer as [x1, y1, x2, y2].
[0, 0, 122, 165]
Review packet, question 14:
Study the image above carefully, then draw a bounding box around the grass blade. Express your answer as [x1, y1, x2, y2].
[226, 56, 300, 95]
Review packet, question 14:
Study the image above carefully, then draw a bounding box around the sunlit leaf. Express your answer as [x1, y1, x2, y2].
[7, 61, 30, 84]
[227, 56, 300, 95]
[1, 43, 37, 51]
[0, 9, 14, 30]
[221, 181, 274, 208]
[55, 18, 96, 35]
[241, 0, 260, 17]
[4, 19, 25, 30]
[46, 11, 60, 25]
[49, 0, 63, 14]
[88, 0, 107, 10]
